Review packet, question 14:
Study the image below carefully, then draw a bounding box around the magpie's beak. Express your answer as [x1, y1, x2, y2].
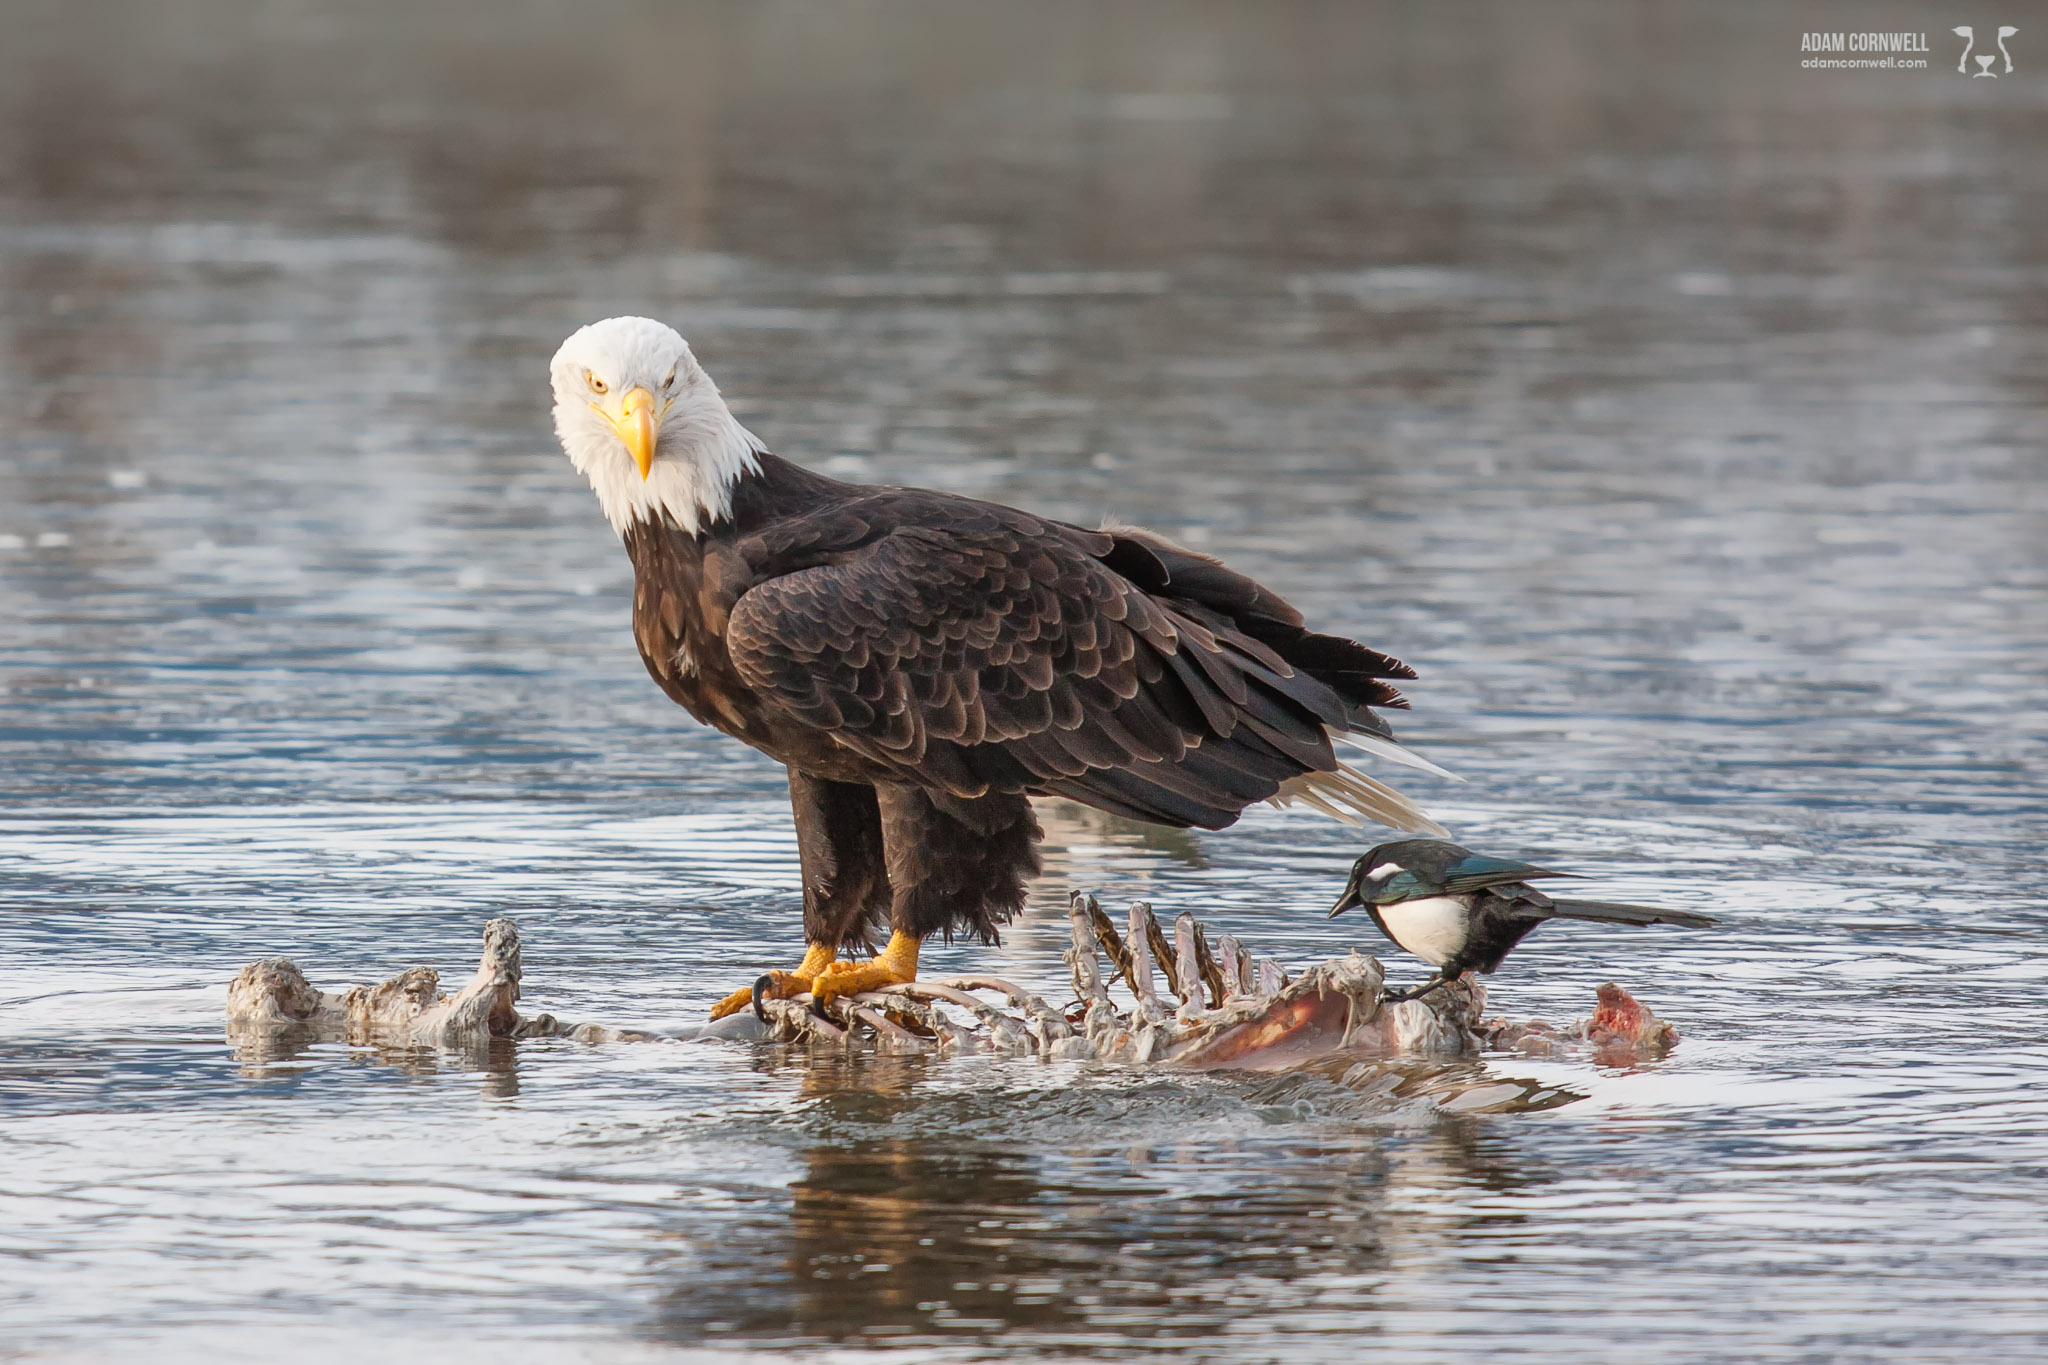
[1329, 876, 1365, 919]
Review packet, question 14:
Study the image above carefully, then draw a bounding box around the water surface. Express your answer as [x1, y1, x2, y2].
[3, 2, 2046, 1359]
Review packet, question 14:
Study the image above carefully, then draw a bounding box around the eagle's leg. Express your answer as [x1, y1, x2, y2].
[707, 773, 892, 1021]
[810, 786, 1040, 1008]
[810, 929, 922, 1008]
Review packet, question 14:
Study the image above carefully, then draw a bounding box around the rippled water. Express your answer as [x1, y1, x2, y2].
[4, 2, 2046, 1359]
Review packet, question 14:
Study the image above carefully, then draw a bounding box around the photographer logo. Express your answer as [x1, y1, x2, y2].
[1952, 26, 2018, 77]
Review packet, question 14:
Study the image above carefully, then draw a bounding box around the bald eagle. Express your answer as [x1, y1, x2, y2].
[550, 316, 1446, 1018]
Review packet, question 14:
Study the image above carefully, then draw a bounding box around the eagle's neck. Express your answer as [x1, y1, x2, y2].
[622, 451, 849, 548]
[618, 452, 846, 736]
[587, 409, 766, 538]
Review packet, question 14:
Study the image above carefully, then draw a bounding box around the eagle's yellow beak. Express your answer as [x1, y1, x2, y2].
[605, 387, 659, 479]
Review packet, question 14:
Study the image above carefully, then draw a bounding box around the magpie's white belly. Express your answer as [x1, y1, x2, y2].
[1376, 896, 1469, 967]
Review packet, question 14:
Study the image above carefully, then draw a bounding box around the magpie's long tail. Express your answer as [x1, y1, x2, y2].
[1541, 899, 1717, 930]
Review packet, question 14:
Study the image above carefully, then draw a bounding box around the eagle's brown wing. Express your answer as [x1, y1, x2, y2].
[725, 492, 1428, 831]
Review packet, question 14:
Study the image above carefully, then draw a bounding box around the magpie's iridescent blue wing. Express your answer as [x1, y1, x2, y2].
[1374, 852, 1573, 903]
[1370, 869, 1442, 903]
[1437, 853, 1573, 896]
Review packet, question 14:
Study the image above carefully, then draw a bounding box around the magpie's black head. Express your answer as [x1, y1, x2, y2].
[1329, 838, 1478, 917]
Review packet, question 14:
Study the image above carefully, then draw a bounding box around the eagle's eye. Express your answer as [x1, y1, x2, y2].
[587, 372, 610, 395]
[663, 369, 677, 391]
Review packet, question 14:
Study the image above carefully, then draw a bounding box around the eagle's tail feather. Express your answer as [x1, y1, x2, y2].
[1269, 761, 1447, 836]
[1332, 729, 1462, 781]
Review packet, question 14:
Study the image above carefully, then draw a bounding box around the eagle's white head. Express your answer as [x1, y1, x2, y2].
[549, 316, 765, 536]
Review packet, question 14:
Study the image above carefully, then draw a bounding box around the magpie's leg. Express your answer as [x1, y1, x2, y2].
[1380, 972, 1452, 1004]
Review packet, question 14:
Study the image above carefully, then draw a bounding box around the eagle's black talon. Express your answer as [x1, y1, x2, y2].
[751, 973, 776, 1023]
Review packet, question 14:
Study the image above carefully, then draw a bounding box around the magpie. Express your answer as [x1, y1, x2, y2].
[1329, 838, 1716, 1002]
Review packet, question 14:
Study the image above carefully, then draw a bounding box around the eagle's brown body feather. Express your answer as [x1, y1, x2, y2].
[623, 453, 1415, 948]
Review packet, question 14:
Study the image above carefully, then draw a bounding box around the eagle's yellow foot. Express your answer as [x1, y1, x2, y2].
[708, 942, 837, 1020]
[810, 931, 921, 1009]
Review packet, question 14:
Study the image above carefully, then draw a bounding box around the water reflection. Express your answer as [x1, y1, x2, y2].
[650, 1053, 1551, 1350]
[225, 1020, 526, 1097]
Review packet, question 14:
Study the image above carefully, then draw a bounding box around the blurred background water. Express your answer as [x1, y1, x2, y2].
[2, 1, 2045, 1359]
